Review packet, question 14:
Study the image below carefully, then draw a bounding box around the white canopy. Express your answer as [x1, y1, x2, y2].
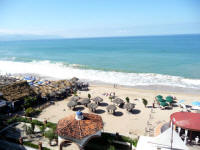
[136, 127, 189, 150]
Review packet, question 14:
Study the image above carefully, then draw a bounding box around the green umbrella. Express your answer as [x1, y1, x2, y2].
[158, 98, 165, 102]
[156, 95, 163, 99]
[166, 96, 173, 103]
[160, 101, 169, 107]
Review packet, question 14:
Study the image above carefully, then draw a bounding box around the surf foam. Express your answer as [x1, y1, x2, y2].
[1, 60, 200, 89]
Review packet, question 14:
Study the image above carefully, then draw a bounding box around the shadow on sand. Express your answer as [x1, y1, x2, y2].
[100, 102, 108, 107]
[74, 106, 85, 111]
[131, 109, 141, 114]
[95, 109, 105, 114]
[114, 111, 123, 116]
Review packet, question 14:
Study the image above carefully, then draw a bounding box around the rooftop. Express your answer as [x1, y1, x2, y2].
[57, 113, 103, 140]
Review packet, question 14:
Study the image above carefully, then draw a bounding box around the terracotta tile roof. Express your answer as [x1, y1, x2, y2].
[56, 113, 103, 140]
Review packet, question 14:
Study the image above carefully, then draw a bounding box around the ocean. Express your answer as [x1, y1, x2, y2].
[0, 34, 200, 89]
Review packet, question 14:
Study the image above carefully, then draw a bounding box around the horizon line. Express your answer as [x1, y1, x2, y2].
[0, 33, 200, 42]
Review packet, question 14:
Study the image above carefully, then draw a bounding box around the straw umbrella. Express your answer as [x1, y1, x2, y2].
[80, 98, 91, 107]
[113, 98, 124, 107]
[93, 96, 103, 105]
[124, 103, 135, 112]
[88, 103, 98, 112]
[107, 105, 117, 115]
[67, 101, 77, 110]
[70, 96, 80, 102]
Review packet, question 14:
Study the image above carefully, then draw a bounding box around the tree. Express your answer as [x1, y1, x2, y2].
[88, 93, 91, 99]
[142, 98, 148, 107]
[126, 97, 130, 103]
[44, 129, 56, 145]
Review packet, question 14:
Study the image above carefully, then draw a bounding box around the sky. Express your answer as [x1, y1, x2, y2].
[0, 0, 200, 38]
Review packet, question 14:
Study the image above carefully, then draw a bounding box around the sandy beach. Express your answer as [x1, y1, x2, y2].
[37, 83, 200, 138]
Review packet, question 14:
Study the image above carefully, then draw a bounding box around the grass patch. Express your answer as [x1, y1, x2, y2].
[23, 141, 50, 150]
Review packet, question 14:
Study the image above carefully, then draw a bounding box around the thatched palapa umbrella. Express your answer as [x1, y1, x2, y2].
[80, 98, 91, 107]
[67, 101, 77, 110]
[93, 96, 103, 105]
[70, 96, 80, 102]
[88, 103, 98, 112]
[124, 103, 135, 112]
[107, 104, 117, 115]
[113, 98, 124, 107]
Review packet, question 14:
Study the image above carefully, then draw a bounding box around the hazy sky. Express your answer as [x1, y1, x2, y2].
[0, 0, 200, 38]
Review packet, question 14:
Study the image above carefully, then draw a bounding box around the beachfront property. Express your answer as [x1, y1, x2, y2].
[0, 75, 200, 150]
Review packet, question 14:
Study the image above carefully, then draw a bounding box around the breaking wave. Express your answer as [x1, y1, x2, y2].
[1, 60, 200, 89]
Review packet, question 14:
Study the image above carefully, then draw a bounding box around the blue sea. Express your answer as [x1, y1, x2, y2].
[0, 34, 200, 89]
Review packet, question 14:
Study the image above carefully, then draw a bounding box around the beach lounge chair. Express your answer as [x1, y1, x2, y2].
[180, 104, 190, 112]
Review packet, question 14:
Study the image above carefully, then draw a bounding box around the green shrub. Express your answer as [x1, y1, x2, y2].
[24, 96, 37, 109]
[125, 97, 130, 103]
[25, 107, 41, 117]
[25, 107, 34, 116]
[46, 122, 57, 130]
[44, 129, 57, 145]
[88, 93, 91, 99]
[32, 119, 43, 126]
[142, 98, 148, 107]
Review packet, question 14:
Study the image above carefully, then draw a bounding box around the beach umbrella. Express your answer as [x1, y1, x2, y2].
[70, 96, 80, 102]
[88, 103, 98, 112]
[80, 98, 91, 106]
[113, 98, 124, 105]
[124, 103, 135, 112]
[107, 105, 117, 112]
[160, 102, 169, 107]
[156, 95, 163, 99]
[67, 100, 77, 108]
[158, 98, 166, 102]
[93, 96, 103, 104]
[166, 96, 173, 103]
[191, 101, 200, 107]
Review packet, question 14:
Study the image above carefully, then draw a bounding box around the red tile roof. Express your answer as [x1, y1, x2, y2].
[57, 113, 103, 139]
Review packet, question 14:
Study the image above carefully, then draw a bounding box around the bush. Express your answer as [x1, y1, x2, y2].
[46, 122, 57, 130]
[44, 129, 57, 145]
[88, 93, 91, 99]
[125, 97, 130, 103]
[142, 98, 148, 107]
[25, 107, 41, 117]
[24, 96, 37, 109]
[32, 119, 43, 126]
[25, 107, 34, 117]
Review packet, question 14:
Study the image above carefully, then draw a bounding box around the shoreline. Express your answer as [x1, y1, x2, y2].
[85, 80, 200, 96]
[3, 73, 200, 96]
